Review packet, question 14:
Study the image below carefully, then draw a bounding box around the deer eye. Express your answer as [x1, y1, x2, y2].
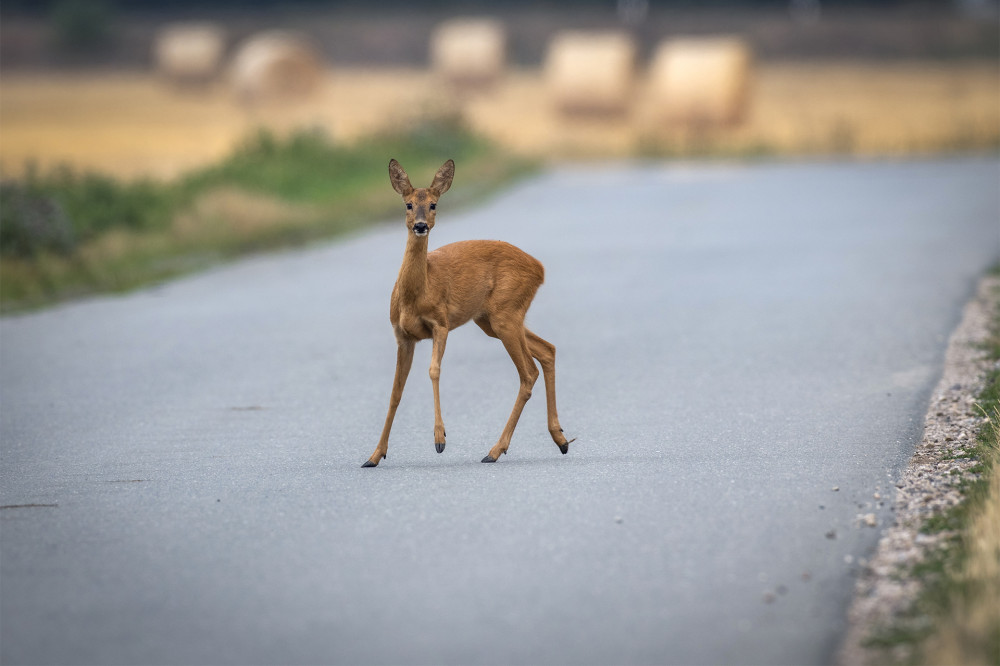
[429, 203, 437, 211]
[406, 203, 413, 210]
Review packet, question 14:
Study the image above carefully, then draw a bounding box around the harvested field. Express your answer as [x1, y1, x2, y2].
[0, 69, 436, 180]
[1, 61, 997, 180]
[467, 61, 1000, 158]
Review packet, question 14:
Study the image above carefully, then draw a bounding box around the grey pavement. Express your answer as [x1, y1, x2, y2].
[2, 158, 998, 665]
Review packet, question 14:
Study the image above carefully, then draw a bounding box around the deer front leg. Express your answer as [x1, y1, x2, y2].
[363, 338, 415, 467]
[429, 325, 448, 453]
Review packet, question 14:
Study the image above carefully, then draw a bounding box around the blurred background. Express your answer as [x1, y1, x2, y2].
[1, 0, 998, 308]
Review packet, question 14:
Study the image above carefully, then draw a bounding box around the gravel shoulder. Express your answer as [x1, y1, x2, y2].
[838, 273, 1000, 665]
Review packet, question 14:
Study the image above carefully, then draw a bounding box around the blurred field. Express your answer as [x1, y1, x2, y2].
[0, 69, 433, 180]
[2, 60, 998, 180]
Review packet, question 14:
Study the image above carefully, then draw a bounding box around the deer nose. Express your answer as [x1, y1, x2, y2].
[413, 222, 429, 235]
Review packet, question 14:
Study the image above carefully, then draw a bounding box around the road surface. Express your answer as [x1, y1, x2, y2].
[2, 158, 998, 665]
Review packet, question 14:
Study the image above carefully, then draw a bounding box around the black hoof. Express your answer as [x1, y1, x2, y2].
[435, 442, 446, 454]
[481, 455, 497, 463]
[558, 444, 569, 455]
[361, 460, 377, 468]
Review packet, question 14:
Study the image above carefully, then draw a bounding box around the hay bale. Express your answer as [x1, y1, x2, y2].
[153, 22, 226, 85]
[545, 31, 637, 115]
[430, 18, 506, 88]
[229, 31, 323, 103]
[648, 37, 753, 126]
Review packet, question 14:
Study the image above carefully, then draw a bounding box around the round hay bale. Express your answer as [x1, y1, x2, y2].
[229, 31, 323, 104]
[430, 18, 506, 89]
[153, 22, 226, 86]
[648, 37, 753, 127]
[545, 31, 637, 116]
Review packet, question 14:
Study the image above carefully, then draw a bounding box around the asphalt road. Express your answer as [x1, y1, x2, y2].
[2, 158, 998, 665]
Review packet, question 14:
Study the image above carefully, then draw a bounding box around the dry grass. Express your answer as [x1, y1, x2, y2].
[172, 188, 325, 241]
[1, 61, 997, 181]
[738, 61, 1000, 156]
[0, 69, 441, 180]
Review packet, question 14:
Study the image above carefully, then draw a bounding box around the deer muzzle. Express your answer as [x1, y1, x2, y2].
[413, 222, 429, 236]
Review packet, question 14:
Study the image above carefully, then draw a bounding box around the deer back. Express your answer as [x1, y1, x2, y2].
[428, 240, 544, 329]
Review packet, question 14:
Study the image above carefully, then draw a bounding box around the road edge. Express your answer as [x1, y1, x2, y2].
[836, 272, 1000, 665]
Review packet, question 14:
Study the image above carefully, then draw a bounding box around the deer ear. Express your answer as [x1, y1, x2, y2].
[388, 159, 414, 196]
[430, 159, 455, 196]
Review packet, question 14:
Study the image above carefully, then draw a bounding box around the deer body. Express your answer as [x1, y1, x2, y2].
[362, 159, 572, 467]
[392, 239, 542, 338]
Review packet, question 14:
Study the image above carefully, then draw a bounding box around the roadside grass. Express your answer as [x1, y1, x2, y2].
[864, 273, 1000, 665]
[0, 120, 534, 312]
[920, 403, 1000, 665]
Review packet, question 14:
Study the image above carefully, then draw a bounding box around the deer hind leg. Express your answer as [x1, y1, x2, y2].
[363, 338, 415, 467]
[525, 329, 574, 454]
[483, 319, 539, 463]
[430, 325, 448, 454]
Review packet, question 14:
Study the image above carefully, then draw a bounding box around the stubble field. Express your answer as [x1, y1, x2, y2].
[2, 60, 997, 180]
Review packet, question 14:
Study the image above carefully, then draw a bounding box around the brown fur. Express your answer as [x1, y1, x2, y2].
[363, 159, 572, 466]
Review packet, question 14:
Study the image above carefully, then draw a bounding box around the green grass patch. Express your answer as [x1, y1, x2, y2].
[0, 119, 535, 312]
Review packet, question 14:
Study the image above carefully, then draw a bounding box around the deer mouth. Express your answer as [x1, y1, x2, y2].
[412, 223, 429, 236]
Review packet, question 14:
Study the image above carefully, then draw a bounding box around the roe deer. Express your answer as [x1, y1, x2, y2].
[362, 159, 573, 467]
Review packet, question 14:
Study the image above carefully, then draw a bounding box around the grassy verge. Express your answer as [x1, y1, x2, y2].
[917, 274, 1000, 666]
[0, 120, 534, 312]
[865, 272, 1000, 664]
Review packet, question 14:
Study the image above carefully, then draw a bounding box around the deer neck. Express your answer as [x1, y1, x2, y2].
[396, 233, 429, 303]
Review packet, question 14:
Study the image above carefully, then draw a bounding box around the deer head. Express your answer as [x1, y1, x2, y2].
[388, 159, 455, 237]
